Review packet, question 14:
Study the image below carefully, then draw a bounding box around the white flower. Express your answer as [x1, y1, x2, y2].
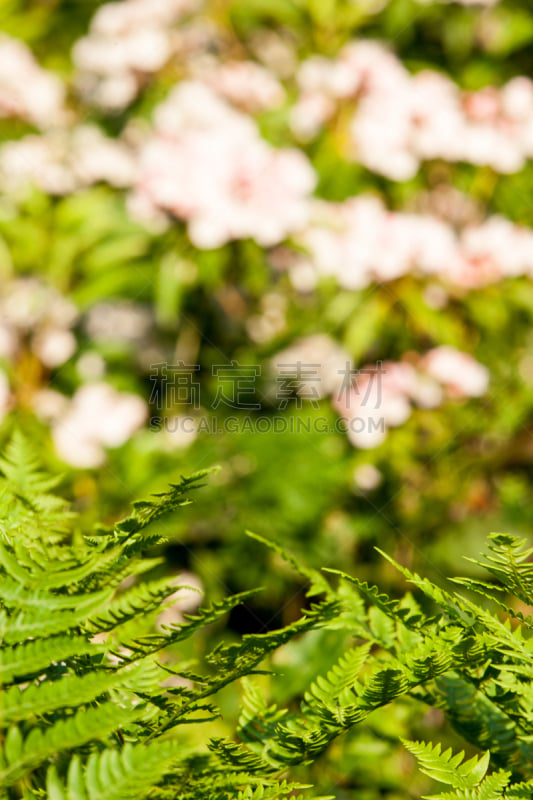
[0, 323, 18, 360]
[297, 54, 359, 97]
[32, 389, 69, 422]
[0, 127, 136, 195]
[332, 361, 416, 450]
[294, 191, 533, 292]
[32, 328, 76, 368]
[0, 370, 10, 421]
[73, 0, 197, 110]
[132, 82, 315, 247]
[199, 60, 285, 112]
[298, 196, 462, 289]
[423, 347, 489, 398]
[53, 383, 147, 468]
[408, 374, 443, 409]
[346, 414, 388, 449]
[0, 35, 65, 127]
[0, 279, 77, 330]
[85, 302, 152, 343]
[290, 93, 336, 141]
[501, 77, 533, 121]
[272, 335, 351, 399]
[0, 136, 76, 195]
[325, 39, 531, 177]
[158, 417, 198, 451]
[353, 463, 382, 491]
[72, 126, 137, 187]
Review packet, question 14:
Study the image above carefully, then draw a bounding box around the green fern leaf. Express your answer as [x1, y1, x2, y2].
[403, 739, 491, 790]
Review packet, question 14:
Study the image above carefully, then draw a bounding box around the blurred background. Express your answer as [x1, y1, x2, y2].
[1, 0, 533, 795]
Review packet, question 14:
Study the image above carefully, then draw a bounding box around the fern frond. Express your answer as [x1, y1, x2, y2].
[424, 769, 511, 800]
[434, 674, 517, 763]
[303, 644, 370, 712]
[45, 740, 185, 800]
[1, 702, 148, 786]
[465, 534, 533, 607]
[209, 738, 276, 774]
[0, 662, 149, 724]
[0, 429, 73, 535]
[403, 739, 491, 790]
[245, 531, 331, 598]
[375, 550, 473, 627]
[0, 634, 95, 684]
[0, 591, 112, 643]
[237, 680, 287, 744]
[121, 589, 263, 662]
[114, 470, 215, 540]
[360, 666, 410, 708]
[83, 578, 194, 633]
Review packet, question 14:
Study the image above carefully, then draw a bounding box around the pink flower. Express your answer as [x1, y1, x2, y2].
[53, 383, 147, 468]
[132, 82, 315, 247]
[199, 60, 285, 112]
[0, 126, 136, 195]
[423, 347, 489, 398]
[325, 346, 490, 451]
[340, 40, 532, 177]
[463, 87, 501, 122]
[449, 217, 533, 288]
[290, 93, 335, 141]
[332, 361, 415, 449]
[298, 196, 458, 289]
[0, 35, 65, 127]
[501, 77, 533, 121]
[73, 0, 197, 109]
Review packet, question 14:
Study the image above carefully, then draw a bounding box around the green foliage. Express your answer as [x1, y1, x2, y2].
[1, 435, 533, 799]
[403, 739, 533, 799]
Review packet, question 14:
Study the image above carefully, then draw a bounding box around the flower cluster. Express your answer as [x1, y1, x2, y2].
[292, 41, 533, 178]
[131, 81, 315, 248]
[0, 125, 136, 195]
[48, 382, 147, 468]
[293, 195, 533, 291]
[73, 0, 197, 110]
[195, 60, 286, 113]
[0, 279, 77, 369]
[272, 336, 489, 449]
[0, 278, 150, 468]
[331, 347, 489, 449]
[0, 35, 65, 127]
[0, 278, 78, 432]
